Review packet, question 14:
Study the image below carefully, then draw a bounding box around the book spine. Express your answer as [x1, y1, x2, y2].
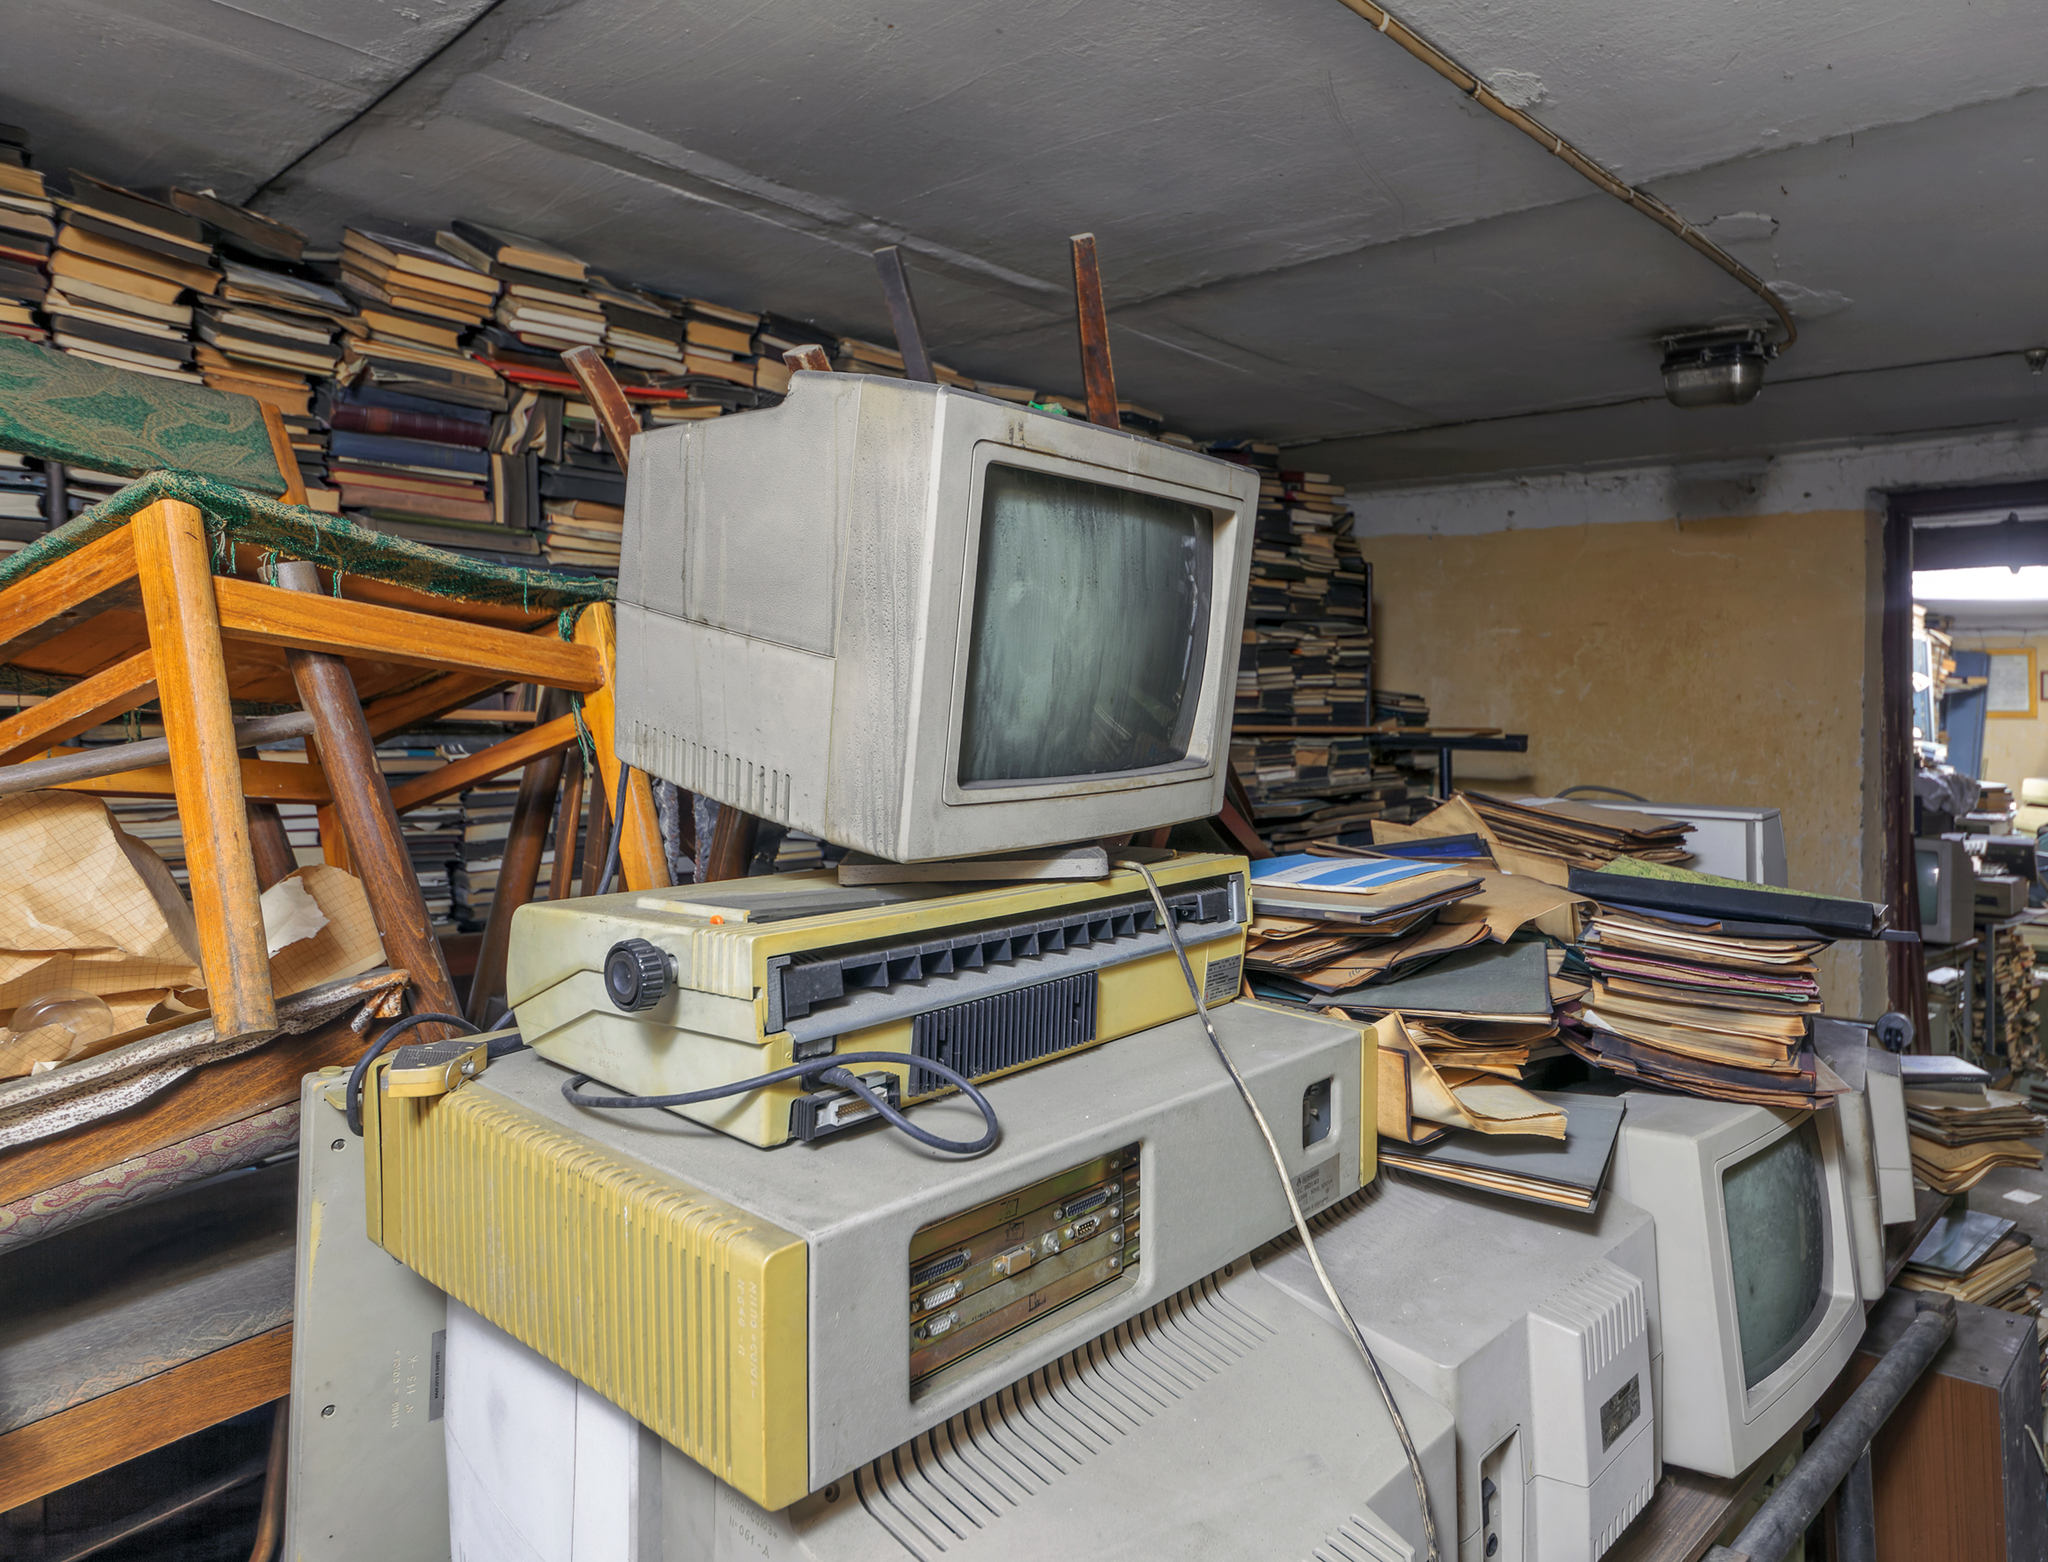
[329, 403, 492, 449]
[328, 430, 490, 476]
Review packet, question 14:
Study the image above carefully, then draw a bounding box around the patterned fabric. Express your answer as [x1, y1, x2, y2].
[0, 333, 286, 494]
[0, 469, 613, 612]
[0, 1102, 299, 1254]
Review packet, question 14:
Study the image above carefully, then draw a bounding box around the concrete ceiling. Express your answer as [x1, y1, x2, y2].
[8, 0, 2048, 484]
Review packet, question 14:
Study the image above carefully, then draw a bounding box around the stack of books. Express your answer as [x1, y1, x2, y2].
[1902, 1055, 2046, 1193]
[1899, 1207, 2039, 1319]
[540, 409, 628, 569]
[1466, 793, 1696, 873]
[1374, 690, 1429, 726]
[170, 189, 336, 442]
[589, 275, 686, 373]
[0, 131, 50, 345]
[323, 381, 530, 559]
[46, 174, 218, 383]
[0, 450, 48, 553]
[438, 221, 598, 367]
[682, 299, 763, 388]
[1565, 904, 1827, 1105]
[452, 777, 554, 927]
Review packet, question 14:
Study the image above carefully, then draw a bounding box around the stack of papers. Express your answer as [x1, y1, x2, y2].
[1380, 1090, 1625, 1211]
[1899, 1206, 2039, 1309]
[1902, 1056, 2045, 1192]
[1565, 905, 1837, 1108]
[1469, 794, 1695, 870]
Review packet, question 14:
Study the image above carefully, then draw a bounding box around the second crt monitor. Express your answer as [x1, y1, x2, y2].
[613, 373, 1260, 862]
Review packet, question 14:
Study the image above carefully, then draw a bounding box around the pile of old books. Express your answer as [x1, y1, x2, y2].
[1559, 859, 1889, 1109]
[1899, 1207, 2039, 1320]
[0, 133, 51, 346]
[48, 174, 218, 383]
[1566, 904, 1828, 1106]
[1902, 1054, 2045, 1193]
[1466, 794, 1695, 872]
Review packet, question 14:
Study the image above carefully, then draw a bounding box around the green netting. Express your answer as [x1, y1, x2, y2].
[0, 334, 287, 494]
[0, 470, 613, 614]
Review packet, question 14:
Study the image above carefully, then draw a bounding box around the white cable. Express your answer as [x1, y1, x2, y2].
[1117, 857, 1440, 1562]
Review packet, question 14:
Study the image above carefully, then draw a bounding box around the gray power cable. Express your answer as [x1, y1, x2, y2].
[1116, 856, 1440, 1562]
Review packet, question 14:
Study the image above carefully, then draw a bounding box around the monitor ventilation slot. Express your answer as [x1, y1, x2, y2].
[849, 1270, 1275, 1561]
[909, 972, 1099, 1095]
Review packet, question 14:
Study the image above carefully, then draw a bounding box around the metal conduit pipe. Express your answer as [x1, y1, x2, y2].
[1704, 1293, 1957, 1562]
[1327, 0, 1798, 351]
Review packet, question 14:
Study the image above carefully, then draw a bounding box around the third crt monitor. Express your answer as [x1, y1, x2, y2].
[1605, 1092, 1864, 1478]
[613, 372, 1260, 862]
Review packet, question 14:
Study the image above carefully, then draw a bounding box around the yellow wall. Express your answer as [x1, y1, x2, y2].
[1359, 509, 1884, 1011]
[1947, 630, 2048, 789]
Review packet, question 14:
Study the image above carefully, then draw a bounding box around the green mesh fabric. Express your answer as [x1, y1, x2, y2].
[0, 470, 613, 613]
[0, 335, 287, 494]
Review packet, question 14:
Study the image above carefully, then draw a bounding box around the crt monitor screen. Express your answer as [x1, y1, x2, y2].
[958, 462, 1214, 786]
[1722, 1116, 1829, 1387]
[1915, 846, 1941, 925]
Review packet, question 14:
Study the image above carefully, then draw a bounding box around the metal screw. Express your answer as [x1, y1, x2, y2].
[824, 1483, 841, 1502]
[321, 1405, 336, 1418]
[331, 1139, 346, 1151]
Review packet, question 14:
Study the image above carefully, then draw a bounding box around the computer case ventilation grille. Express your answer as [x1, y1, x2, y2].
[908, 971, 1099, 1096]
[849, 1270, 1276, 1557]
[365, 1076, 811, 1508]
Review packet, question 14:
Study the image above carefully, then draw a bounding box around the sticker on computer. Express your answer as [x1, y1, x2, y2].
[1203, 955, 1242, 1004]
[1290, 1155, 1340, 1214]
[1600, 1375, 1641, 1449]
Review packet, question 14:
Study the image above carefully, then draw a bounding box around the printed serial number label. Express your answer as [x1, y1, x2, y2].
[1600, 1375, 1641, 1449]
[1203, 954, 1243, 1004]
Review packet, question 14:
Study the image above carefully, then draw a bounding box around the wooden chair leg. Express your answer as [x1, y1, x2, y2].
[549, 749, 585, 902]
[571, 603, 670, 892]
[316, 802, 351, 870]
[130, 500, 276, 1042]
[272, 562, 460, 1020]
[702, 805, 761, 882]
[580, 771, 611, 898]
[467, 690, 570, 1026]
[245, 801, 297, 889]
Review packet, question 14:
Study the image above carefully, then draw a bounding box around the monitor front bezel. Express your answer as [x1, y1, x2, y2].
[1708, 1106, 1861, 1428]
[933, 434, 1251, 811]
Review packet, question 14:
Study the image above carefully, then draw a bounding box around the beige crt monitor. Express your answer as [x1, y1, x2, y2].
[613, 373, 1260, 862]
[1605, 1092, 1865, 1478]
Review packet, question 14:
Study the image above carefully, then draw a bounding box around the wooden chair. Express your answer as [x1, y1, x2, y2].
[0, 336, 675, 1518]
[0, 335, 670, 1043]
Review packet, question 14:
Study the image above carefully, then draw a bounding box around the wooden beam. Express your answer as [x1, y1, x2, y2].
[257, 403, 307, 505]
[213, 577, 603, 691]
[1070, 233, 1120, 429]
[386, 712, 579, 815]
[872, 246, 935, 384]
[0, 649, 157, 766]
[0, 1325, 291, 1511]
[273, 561, 461, 1023]
[363, 671, 507, 739]
[550, 749, 586, 901]
[57, 753, 330, 803]
[469, 689, 571, 1024]
[562, 346, 642, 477]
[130, 500, 276, 1043]
[0, 525, 139, 661]
[571, 602, 669, 891]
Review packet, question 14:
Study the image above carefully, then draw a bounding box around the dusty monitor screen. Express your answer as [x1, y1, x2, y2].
[958, 463, 1213, 786]
[1722, 1118, 1828, 1387]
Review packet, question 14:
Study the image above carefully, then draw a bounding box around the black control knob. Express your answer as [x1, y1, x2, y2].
[604, 938, 672, 1012]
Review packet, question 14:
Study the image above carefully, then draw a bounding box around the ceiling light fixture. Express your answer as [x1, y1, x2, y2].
[1660, 327, 1775, 408]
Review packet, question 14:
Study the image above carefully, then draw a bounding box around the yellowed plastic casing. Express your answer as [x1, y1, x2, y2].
[505, 854, 1250, 1146]
[364, 999, 1374, 1512]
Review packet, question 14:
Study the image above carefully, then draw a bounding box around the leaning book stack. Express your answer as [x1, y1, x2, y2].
[0, 132, 51, 345]
[47, 173, 215, 383]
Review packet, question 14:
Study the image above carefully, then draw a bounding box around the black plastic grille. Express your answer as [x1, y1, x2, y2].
[908, 971, 1099, 1096]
